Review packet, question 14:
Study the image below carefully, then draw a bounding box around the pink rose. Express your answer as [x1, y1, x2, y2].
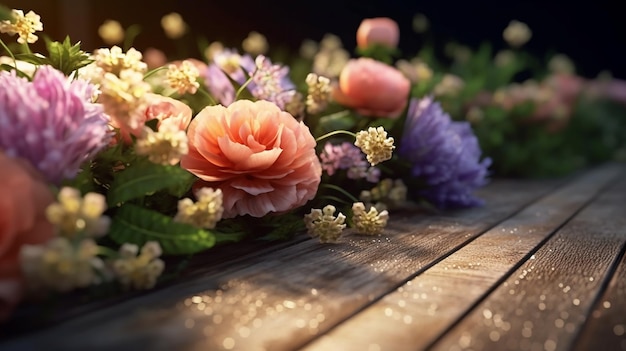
[181, 100, 322, 218]
[0, 152, 55, 321]
[144, 93, 193, 131]
[356, 17, 400, 49]
[333, 58, 410, 118]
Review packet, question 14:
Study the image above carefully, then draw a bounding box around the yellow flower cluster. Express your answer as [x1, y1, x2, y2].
[166, 60, 200, 95]
[354, 126, 395, 166]
[135, 124, 189, 166]
[351, 202, 389, 235]
[174, 188, 225, 229]
[20, 238, 105, 292]
[0, 9, 43, 44]
[45, 187, 110, 239]
[112, 241, 165, 290]
[305, 73, 332, 114]
[304, 205, 346, 243]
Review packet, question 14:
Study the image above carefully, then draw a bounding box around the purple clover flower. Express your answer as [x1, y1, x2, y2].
[0, 65, 112, 184]
[203, 49, 296, 109]
[399, 96, 491, 208]
[320, 141, 380, 183]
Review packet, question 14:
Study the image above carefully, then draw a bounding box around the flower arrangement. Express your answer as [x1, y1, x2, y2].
[0, 4, 624, 324]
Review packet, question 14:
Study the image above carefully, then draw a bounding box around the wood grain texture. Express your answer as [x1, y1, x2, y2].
[301, 164, 624, 351]
[0, 178, 558, 351]
[430, 167, 626, 351]
[573, 247, 626, 351]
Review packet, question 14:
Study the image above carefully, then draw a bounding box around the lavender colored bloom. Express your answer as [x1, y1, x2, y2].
[320, 141, 380, 183]
[399, 96, 491, 208]
[203, 49, 296, 109]
[0, 65, 112, 184]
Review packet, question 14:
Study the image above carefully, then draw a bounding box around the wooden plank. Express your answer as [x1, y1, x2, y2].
[301, 164, 624, 351]
[0, 177, 559, 351]
[428, 166, 626, 351]
[573, 248, 626, 351]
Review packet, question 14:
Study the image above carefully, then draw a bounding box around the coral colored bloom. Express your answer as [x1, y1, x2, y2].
[144, 93, 193, 131]
[181, 100, 322, 218]
[333, 58, 410, 118]
[356, 17, 400, 49]
[0, 152, 55, 322]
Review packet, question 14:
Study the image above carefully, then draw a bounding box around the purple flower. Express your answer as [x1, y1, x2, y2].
[320, 141, 380, 182]
[399, 96, 491, 208]
[203, 49, 296, 109]
[0, 65, 112, 184]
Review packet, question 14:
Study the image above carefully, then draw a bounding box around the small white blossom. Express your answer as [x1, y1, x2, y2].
[93, 46, 147, 75]
[161, 12, 187, 39]
[111, 241, 165, 290]
[305, 73, 332, 114]
[174, 188, 224, 229]
[45, 187, 110, 238]
[242, 31, 269, 55]
[20, 238, 105, 292]
[354, 127, 395, 166]
[304, 205, 346, 243]
[98, 20, 124, 45]
[351, 202, 389, 235]
[0, 9, 43, 44]
[166, 60, 200, 95]
[135, 124, 189, 165]
[503, 20, 532, 48]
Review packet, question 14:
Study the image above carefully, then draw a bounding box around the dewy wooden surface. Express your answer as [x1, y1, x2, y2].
[0, 163, 624, 351]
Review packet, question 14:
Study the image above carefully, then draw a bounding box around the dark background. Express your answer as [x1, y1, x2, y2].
[4, 0, 626, 79]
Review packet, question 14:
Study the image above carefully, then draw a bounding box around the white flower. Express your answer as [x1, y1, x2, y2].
[112, 241, 165, 290]
[45, 187, 110, 238]
[354, 127, 395, 166]
[503, 20, 532, 48]
[166, 60, 200, 95]
[304, 205, 346, 243]
[98, 20, 124, 45]
[174, 188, 224, 229]
[351, 202, 389, 235]
[0, 9, 43, 44]
[161, 12, 187, 39]
[135, 124, 189, 166]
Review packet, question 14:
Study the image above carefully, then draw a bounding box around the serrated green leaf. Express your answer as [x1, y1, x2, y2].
[109, 204, 215, 255]
[108, 160, 196, 207]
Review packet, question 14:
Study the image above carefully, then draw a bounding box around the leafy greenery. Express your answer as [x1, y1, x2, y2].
[16, 36, 92, 76]
[109, 204, 216, 255]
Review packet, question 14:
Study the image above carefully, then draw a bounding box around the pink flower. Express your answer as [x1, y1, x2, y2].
[144, 93, 193, 131]
[143, 47, 167, 69]
[0, 152, 55, 322]
[181, 100, 322, 218]
[356, 17, 400, 49]
[333, 58, 410, 118]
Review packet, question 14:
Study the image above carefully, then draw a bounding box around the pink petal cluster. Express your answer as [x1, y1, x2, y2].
[333, 58, 410, 118]
[356, 17, 400, 49]
[0, 152, 55, 322]
[144, 93, 193, 131]
[181, 100, 322, 218]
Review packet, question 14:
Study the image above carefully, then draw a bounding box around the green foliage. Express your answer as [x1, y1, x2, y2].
[0, 4, 11, 21]
[107, 159, 195, 207]
[109, 204, 216, 255]
[16, 36, 92, 76]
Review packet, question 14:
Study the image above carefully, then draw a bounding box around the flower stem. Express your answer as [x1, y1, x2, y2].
[235, 73, 255, 100]
[143, 66, 168, 79]
[320, 183, 360, 203]
[97, 245, 119, 258]
[315, 130, 356, 143]
[0, 38, 16, 68]
[197, 86, 218, 105]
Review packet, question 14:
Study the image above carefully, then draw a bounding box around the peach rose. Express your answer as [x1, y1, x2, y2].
[356, 17, 400, 49]
[144, 93, 193, 131]
[181, 100, 322, 218]
[0, 152, 55, 321]
[333, 58, 410, 118]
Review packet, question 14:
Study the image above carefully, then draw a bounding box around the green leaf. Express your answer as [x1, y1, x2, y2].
[108, 160, 196, 207]
[109, 204, 216, 255]
[0, 5, 12, 22]
[42, 36, 92, 76]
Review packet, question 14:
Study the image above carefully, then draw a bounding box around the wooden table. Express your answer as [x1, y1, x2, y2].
[1, 163, 625, 351]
